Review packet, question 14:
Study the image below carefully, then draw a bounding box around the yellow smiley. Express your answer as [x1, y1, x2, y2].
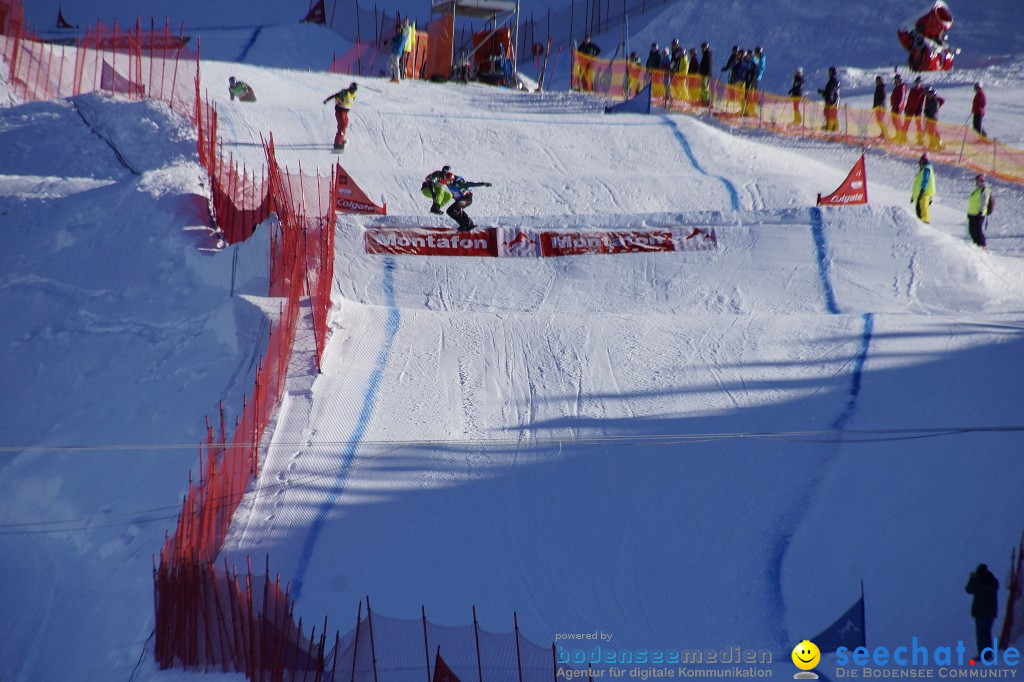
[792, 640, 821, 670]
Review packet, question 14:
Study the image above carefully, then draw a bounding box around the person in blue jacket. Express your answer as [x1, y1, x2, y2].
[445, 172, 492, 231]
[753, 47, 766, 89]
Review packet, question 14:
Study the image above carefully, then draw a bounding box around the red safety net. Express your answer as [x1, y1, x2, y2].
[329, 30, 429, 79]
[0, 5, 196, 113]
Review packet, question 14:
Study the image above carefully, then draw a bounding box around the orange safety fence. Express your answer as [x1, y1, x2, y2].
[572, 51, 1024, 186]
[2, 1, 343, 675]
[0, 7, 196, 116]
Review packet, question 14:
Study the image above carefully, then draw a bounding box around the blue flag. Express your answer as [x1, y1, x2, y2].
[605, 82, 651, 115]
[811, 596, 866, 653]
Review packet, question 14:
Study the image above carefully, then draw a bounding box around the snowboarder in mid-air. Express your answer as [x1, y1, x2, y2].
[421, 166, 491, 231]
[323, 82, 358, 151]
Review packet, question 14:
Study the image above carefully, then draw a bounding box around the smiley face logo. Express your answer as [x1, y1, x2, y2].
[791, 640, 820, 670]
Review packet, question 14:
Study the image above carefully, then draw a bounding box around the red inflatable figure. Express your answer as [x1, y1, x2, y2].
[898, 1, 957, 72]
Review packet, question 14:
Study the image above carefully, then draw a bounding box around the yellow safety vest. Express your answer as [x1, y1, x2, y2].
[968, 186, 991, 216]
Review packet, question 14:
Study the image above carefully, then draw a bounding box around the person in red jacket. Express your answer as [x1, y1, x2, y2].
[905, 77, 927, 146]
[890, 73, 907, 143]
[972, 82, 988, 138]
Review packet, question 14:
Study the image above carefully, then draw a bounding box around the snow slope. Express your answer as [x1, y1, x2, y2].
[2, 3, 1024, 682]
[210, 70, 1024, 663]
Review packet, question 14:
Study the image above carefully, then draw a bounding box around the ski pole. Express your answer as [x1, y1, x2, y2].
[957, 112, 971, 166]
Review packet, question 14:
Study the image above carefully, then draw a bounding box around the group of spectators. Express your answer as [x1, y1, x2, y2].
[384, 19, 417, 83]
[577, 35, 715, 105]
[787, 67, 990, 150]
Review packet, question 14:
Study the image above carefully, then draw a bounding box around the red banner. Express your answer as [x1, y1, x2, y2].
[540, 229, 677, 256]
[364, 227, 497, 256]
[817, 154, 869, 206]
[363, 226, 718, 257]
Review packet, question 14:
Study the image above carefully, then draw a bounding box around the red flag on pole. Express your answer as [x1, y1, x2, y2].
[336, 164, 387, 214]
[433, 648, 461, 682]
[817, 154, 869, 206]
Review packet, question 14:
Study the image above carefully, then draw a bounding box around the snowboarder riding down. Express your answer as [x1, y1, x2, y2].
[323, 82, 358, 151]
[228, 76, 256, 102]
[421, 166, 491, 232]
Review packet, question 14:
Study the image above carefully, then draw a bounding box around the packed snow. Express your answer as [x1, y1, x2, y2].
[2, 1, 1023, 681]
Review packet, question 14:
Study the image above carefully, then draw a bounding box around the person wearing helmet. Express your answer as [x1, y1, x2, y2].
[788, 67, 805, 125]
[923, 86, 946, 150]
[818, 66, 840, 132]
[422, 166, 456, 215]
[905, 77, 927, 145]
[385, 24, 404, 82]
[228, 76, 256, 102]
[444, 172, 492, 232]
[645, 43, 661, 71]
[698, 43, 713, 105]
[322, 82, 358, 151]
[890, 73, 908, 144]
[421, 166, 491, 231]
[721, 45, 740, 84]
[972, 82, 988, 138]
[574, 34, 601, 91]
[400, 19, 415, 78]
[966, 173, 994, 248]
[911, 154, 937, 224]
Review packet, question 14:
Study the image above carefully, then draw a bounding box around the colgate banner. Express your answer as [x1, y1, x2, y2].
[817, 155, 869, 206]
[336, 164, 387, 214]
[363, 226, 718, 257]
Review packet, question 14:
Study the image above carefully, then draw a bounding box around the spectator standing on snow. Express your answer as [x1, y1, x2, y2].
[698, 42, 713, 105]
[966, 174, 994, 249]
[400, 19, 416, 78]
[688, 48, 700, 75]
[742, 52, 758, 115]
[972, 82, 988, 138]
[228, 76, 256, 102]
[753, 46, 766, 90]
[965, 564, 999, 658]
[576, 34, 601, 91]
[873, 75, 889, 140]
[923, 86, 945, 150]
[386, 26, 404, 82]
[645, 43, 662, 71]
[322, 82, 358, 151]
[577, 34, 600, 57]
[788, 67, 805, 125]
[890, 73, 907, 143]
[819, 66, 840, 132]
[905, 76, 927, 145]
[721, 45, 740, 84]
[911, 153, 936, 224]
